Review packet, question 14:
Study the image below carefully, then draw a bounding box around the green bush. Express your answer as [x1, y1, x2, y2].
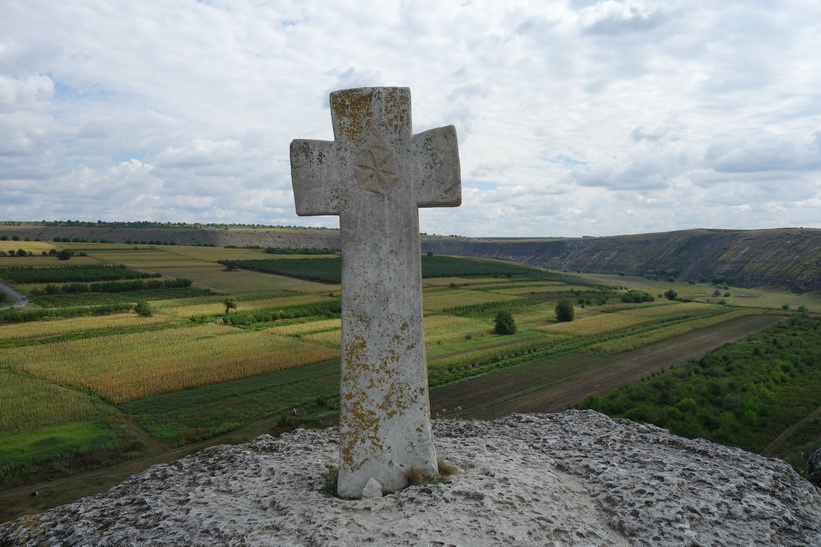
[555, 300, 575, 322]
[494, 310, 517, 335]
[134, 301, 153, 317]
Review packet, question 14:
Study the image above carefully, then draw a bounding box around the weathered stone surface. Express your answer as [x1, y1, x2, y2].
[3, 411, 819, 546]
[290, 87, 460, 497]
[361, 477, 383, 499]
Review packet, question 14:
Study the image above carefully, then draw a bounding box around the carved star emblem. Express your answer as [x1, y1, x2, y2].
[354, 146, 399, 194]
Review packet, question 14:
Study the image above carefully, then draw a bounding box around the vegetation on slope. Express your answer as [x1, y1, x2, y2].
[579, 315, 821, 473]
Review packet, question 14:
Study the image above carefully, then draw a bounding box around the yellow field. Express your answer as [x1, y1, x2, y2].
[538, 302, 720, 337]
[0, 313, 169, 342]
[423, 315, 490, 346]
[539, 311, 658, 337]
[512, 308, 553, 326]
[5, 324, 339, 404]
[302, 329, 341, 347]
[1, 241, 56, 253]
[267, 318, 341, 336]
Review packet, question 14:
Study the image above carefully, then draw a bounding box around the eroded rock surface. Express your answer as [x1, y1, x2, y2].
[2, 411, 819, 546]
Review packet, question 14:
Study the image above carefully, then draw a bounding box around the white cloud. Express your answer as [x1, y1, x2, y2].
[0, 0, 819, 236]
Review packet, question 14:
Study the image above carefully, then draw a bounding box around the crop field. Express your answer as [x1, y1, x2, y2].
[539, 302, 720, 337]
[4, 324, 339, 404]
[0, 312, 169, 342]
[0, 255, 98, 266]
[422, 277, 513, 288]
[266, 318, 342, 336]
[0, 369, 107, 434]
[587, 309, 760, 353]
[0, 239, 815, 522]
[157, 293, 337, 319]
[422, 288, 523, 313]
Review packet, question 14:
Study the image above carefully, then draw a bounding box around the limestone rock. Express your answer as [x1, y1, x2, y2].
[2, 411, 820, 546]
[361, 477, 382, 499]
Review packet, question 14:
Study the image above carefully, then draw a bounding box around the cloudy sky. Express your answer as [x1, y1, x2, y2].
[2, 1, 820, 237]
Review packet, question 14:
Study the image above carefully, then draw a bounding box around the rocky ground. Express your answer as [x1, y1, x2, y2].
[2, 410, 820, 546]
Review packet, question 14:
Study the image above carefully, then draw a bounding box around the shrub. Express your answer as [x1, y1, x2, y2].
[134, 301, 153, 317]
[555, 300, 575, 322]
[494, 310, 517, 335]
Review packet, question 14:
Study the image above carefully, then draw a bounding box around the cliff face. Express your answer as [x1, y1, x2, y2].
[3, 225, 819, 292]
[2, 411, 820, 546]
[421, 228, 821, 292]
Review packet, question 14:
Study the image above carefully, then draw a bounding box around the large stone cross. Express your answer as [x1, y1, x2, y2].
[290, 87, 460, 498]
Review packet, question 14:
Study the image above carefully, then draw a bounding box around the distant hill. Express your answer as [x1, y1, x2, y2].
[421, 228, 821, 293]
[2, 223, 819, 292]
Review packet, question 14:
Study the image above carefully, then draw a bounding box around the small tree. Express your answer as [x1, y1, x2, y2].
[555, 300, 575, 322]
[134, 301, 153, 317]
[494, 310, 517, 335]
[56, 249, 73, 261]
[664, 289, 677, 301]
[223, 297, 238, 315]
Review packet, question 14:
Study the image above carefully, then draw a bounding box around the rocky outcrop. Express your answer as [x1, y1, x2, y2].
[2, 411, 819, 546]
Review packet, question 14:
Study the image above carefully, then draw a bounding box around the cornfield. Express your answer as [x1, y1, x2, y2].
[302, 329, 341, 347]
[266, 318, 341, 336]
[4, 324, 339, 404]
[0, 313, 168, 342]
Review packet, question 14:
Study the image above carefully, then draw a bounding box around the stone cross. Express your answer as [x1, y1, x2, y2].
[290, 87, 460, 498]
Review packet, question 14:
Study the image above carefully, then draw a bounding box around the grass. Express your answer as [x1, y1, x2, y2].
[0, 420, 131, 487]
[0, 369, 108, 435]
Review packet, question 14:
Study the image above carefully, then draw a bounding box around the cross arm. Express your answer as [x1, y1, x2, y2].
[290, 139, 341, 216]
[412, 125, 461, 208]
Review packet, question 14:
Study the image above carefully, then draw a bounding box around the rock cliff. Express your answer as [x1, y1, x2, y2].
[421, 228, 821, 292]
[2, 411, 819, 546]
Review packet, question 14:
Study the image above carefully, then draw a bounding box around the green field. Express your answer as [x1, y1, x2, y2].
[0, 240, 818, 522]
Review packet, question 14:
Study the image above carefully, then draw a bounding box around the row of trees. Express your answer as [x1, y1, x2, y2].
[28, 278, 193, 296]
[0, 264, 159, 284]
